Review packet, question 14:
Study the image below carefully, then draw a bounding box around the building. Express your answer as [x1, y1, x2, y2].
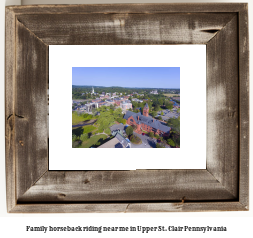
[91, 87, 94, 94]
[124, 103, 171, 136]
[98, 133, 130, 148]
[91, 99, 101, 103]
[106, 99, 115, 105]
[114, 99, 122, 106]
[150, 90, 158, 94]
[143, 103, 149, 116]
[100, 95, 111, 100]
[120, 101, 132, 110]
[172, 97, 180, 101]
[85, 102, 98, 112]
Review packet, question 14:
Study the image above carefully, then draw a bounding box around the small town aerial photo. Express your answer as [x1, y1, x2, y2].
[72, 67, 180, 148]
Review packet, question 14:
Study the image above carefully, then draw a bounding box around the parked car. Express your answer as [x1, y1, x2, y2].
[142, 133, 145, 136]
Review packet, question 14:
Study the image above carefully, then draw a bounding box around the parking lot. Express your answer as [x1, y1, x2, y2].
[157, 109, 179, 121]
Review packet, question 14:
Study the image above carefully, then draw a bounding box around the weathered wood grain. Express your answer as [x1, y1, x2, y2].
[5, 7, 16, 212]
[16, 13, 236, 45]
[18, 170, 236, 203]
[15, 20, 48, 200]
[7, 3, 246, 15]
[238, 4, 249, 209]
[126, 202, 248, 213]
[10, 202, 247, 213]
[5, 3, 249, 213]
[206, 16, 239, 198]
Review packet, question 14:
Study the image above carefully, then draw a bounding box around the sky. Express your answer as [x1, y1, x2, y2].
[72, 67, 180, 89]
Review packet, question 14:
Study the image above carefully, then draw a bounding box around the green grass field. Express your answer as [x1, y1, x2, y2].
[72, 112, 85, 125]
[164, 94, 180, 97]
[72, 112, 93, 125]
[81, 134, 108, 148]
[82, 125, 96, 134]
[72, 125, 96, 137]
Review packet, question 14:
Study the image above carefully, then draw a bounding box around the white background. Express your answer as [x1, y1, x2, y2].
[0, 0, 252, 237]
[49, 45, 206, 170]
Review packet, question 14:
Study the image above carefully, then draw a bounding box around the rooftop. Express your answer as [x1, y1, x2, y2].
[98, 133, 130, 148]
[124, 111, 171, 133]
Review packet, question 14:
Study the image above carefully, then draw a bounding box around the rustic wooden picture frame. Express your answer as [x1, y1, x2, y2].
[5, 3, 249, 213]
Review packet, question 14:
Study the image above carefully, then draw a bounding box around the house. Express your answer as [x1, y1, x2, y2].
[124, 103, 171, 136]
[98, 132, 130, 148]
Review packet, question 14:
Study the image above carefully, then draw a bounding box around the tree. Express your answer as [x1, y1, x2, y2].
[130, 135, 142, 144]
[114, 107, 122, 118]
[105, 128, 111, 135]
[126, 126, 133, 136]
[96, 111, 115, 130]
[157, 116, 163, 120]
[121, 119, 127, 125]
[80, 133, 89, 141]
[72, 134, 79, 142]
[154, 104, 160, 111]
[161, 111, 164, 116]
[167, 138, 176, 147]
[150, 111, 156, 117]
[116, 118, 122, 123]
[165, 101, 173, 110]
[169, 131, 180, 147]
[156, 143, 165, 148]
[158, 99, 163, 106]
[148, 132, 154, 138]
[132, 101, 138, 109]
[167, 117, 180, 133]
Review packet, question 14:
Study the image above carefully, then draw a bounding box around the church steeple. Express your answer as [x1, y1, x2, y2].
[143, 103, 149, 117]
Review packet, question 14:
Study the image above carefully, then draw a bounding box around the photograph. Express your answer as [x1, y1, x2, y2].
[49, 45, 205, 170]
[72, 67, 180, 148]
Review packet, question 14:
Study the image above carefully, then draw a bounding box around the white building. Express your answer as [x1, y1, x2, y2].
[120, 101, 132, 110]
[85, 102, 98, 112]
[150, 90, 158, 94]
